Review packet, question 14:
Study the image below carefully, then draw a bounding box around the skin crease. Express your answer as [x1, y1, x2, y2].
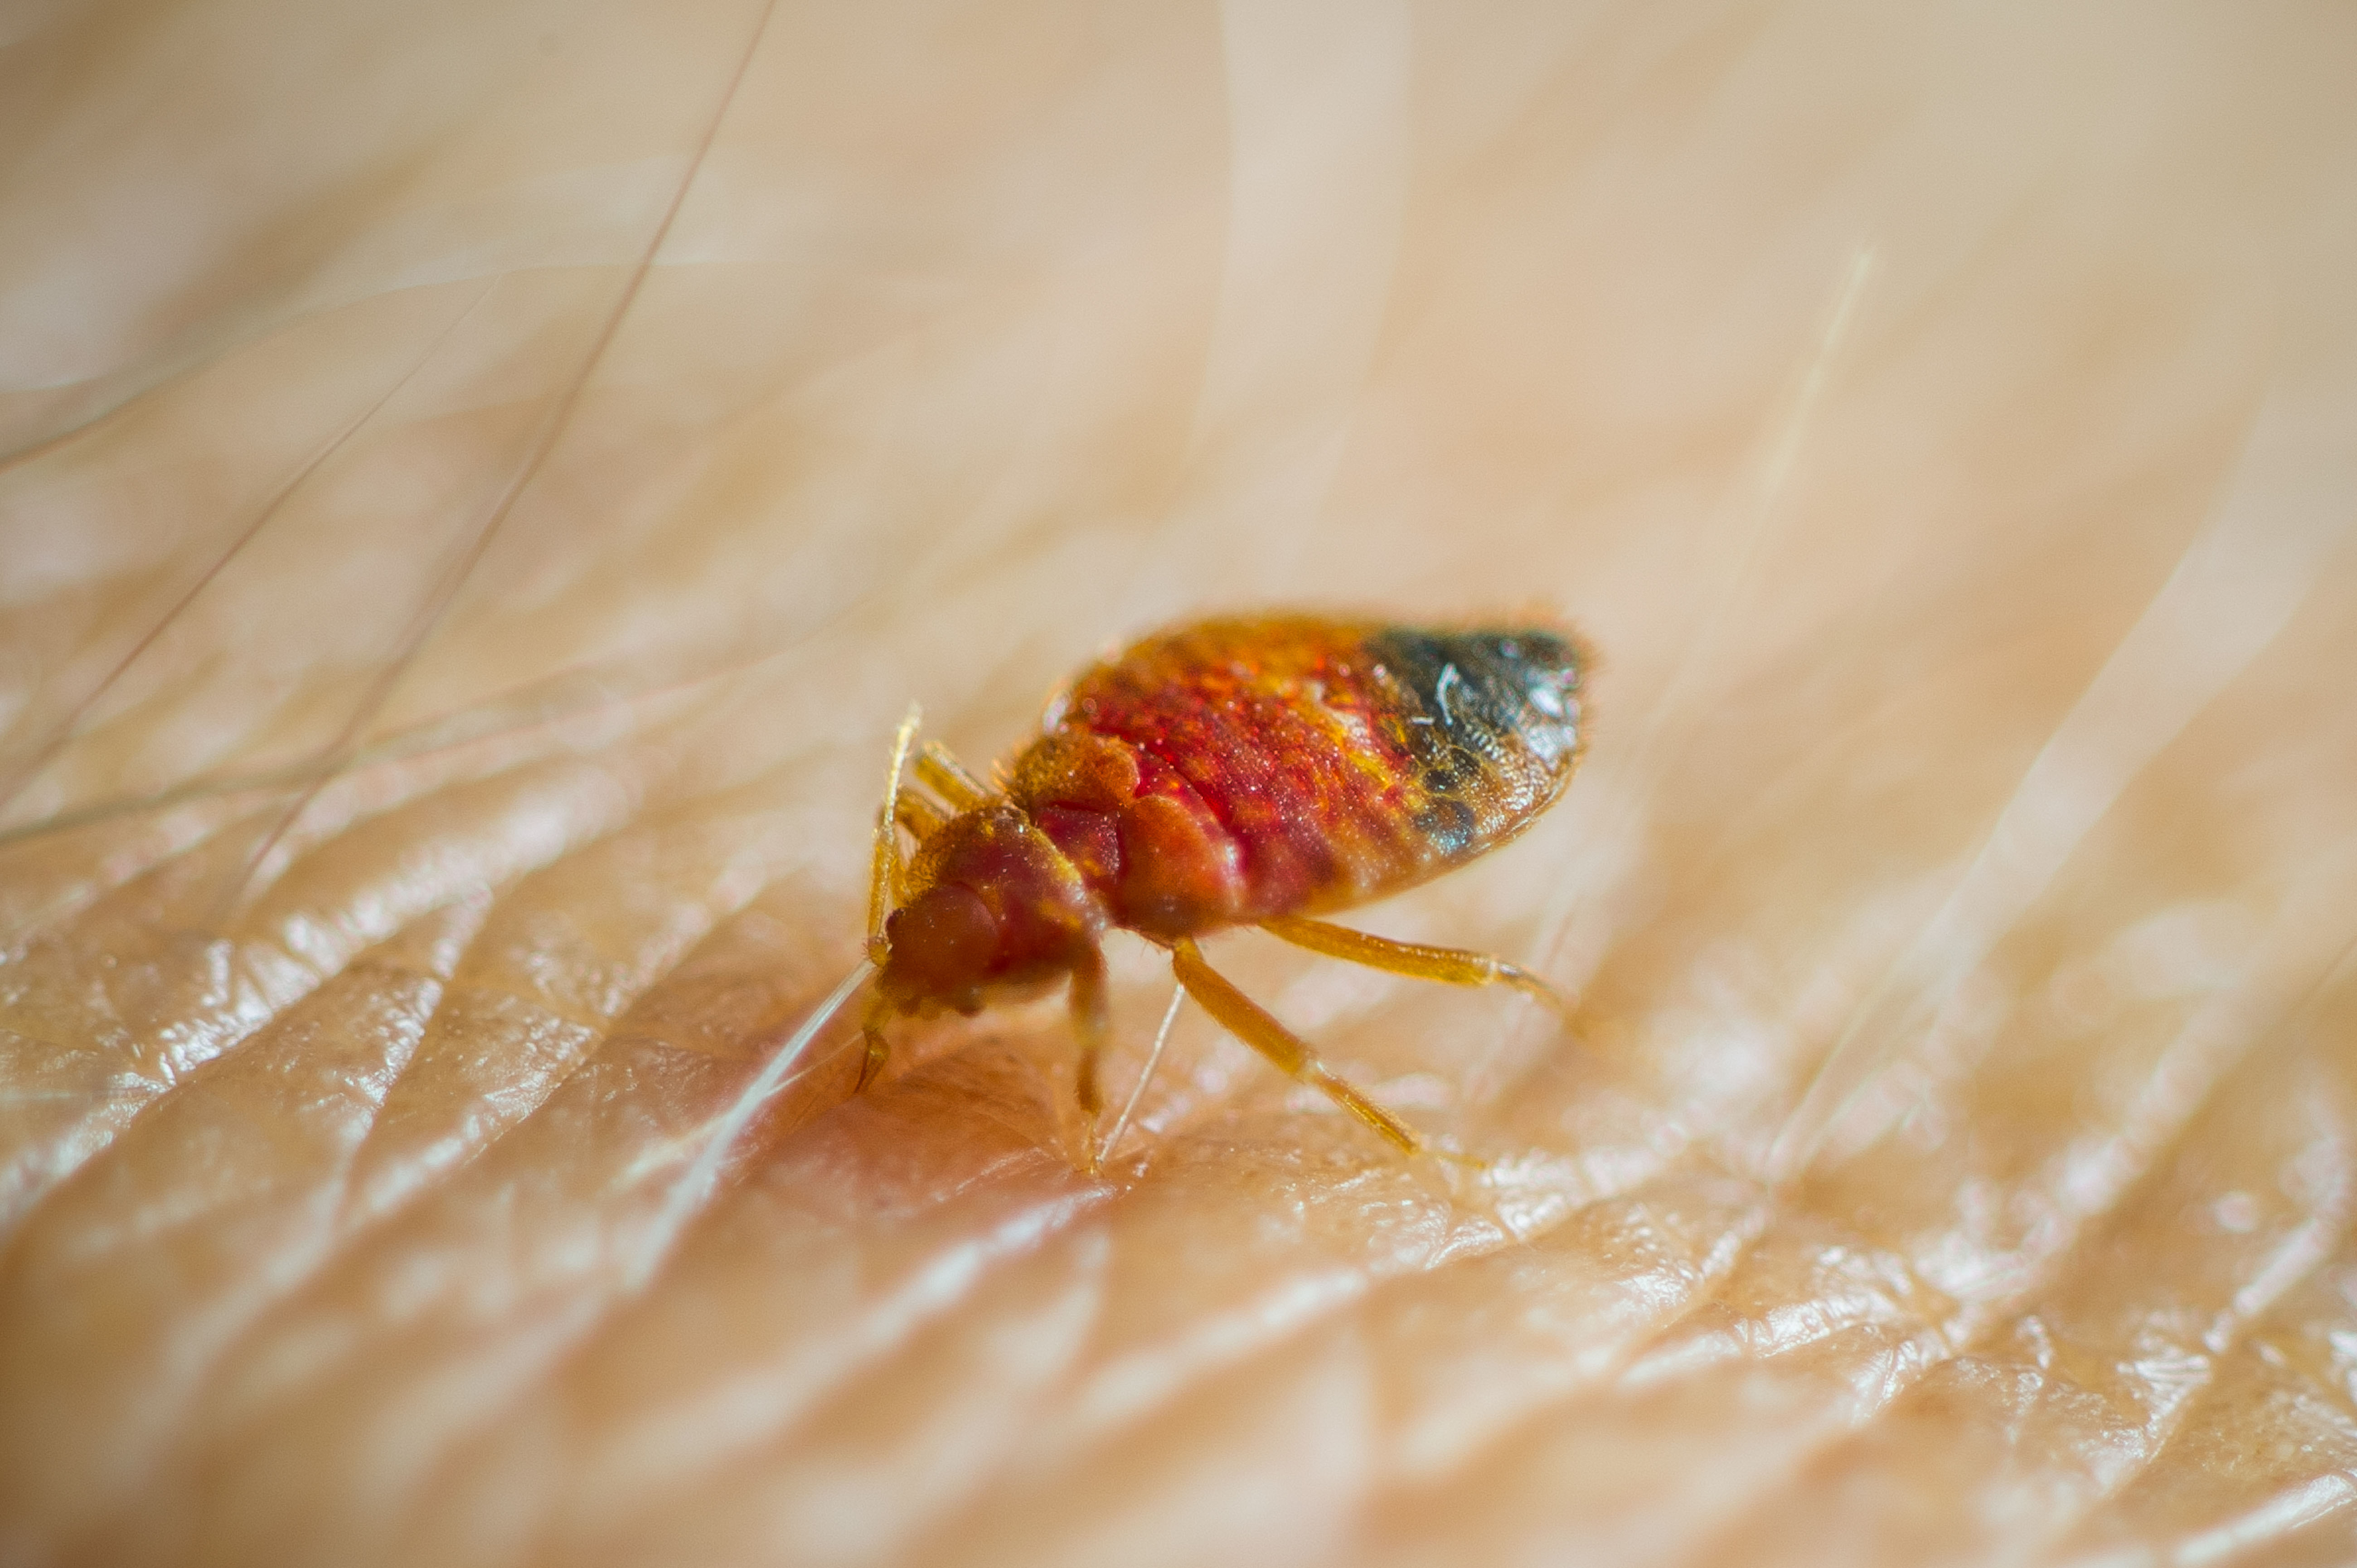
[4, 2, 2357, 1566]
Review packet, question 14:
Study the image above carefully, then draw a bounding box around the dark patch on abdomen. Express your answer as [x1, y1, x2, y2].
[1412, 796, 1478, 856]
[1366, 628, 1572, 763]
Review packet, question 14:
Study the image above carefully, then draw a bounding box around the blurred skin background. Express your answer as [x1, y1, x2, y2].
[3, 1, 2357, 1564]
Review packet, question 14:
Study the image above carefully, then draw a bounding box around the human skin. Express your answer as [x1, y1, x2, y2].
[4, 4, 2357, 1567]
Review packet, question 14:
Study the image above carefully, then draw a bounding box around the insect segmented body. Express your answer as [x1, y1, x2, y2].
[862, 614, 1590, 1154]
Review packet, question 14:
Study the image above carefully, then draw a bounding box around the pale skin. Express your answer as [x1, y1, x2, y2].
[4, 5, 2357, 1568]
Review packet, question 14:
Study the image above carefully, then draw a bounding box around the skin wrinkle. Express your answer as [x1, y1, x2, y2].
[824, 1109, 1688, 1554]
[1302, 1173, 1780, 1503]
[1662, 1003, 2357, 1568]
[135, 826, 870, 1559]
[926, 1338, 1382, 1568]
[2026, 1186, 2347, 1549]
[436, 1033, 1024, 1465]
[0, 812, 315, 1222]
[519, 1177, 1116, 1564]
[0, 751, 644, 1232]
[1371, 1178, 1775, 1482]
[2144, 1478, 2357, 1568]
[1342, 943, 1914, 1460]
[60, 958, 482, 1518]
[0, 895, 491, 1544]
[1107, 1160, 1729, 1457]
[831, 1219, 1395, 1563]
[399, 1086, 1072, 1557]
[1349, 926, 2357, 1554]
[563, 1125, 1436, 1554]
[1675, 995, 2355, 1556]
[159, 828, 778, 1377]
[2046, 1074, 2357, 1515]
[2056, 1267, 2357, 1563]
[6, 745, 637, 983]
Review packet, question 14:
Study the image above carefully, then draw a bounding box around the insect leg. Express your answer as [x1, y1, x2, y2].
[1067, 947, 1111, 1117]
[1260, 916, 1566, 1013]
[1097, 982, 1185, 1169]
[868, 704, 923, 964]
[1170, 939, 1420, 1155]
[857, 989, 894, 1094]
[914, 740, 992, 809]
[894, 789, 948, 847]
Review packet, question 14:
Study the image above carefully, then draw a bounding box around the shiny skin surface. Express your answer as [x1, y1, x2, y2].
[876, 616, 1586, 1011]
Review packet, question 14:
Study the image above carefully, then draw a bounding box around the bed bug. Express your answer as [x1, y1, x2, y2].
[859, 614, 1590, 1156]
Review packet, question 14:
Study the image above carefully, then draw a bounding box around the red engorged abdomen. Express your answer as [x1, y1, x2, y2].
[1015, 621, 1444, 938]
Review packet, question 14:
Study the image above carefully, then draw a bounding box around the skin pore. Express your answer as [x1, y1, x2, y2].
[5, 4, 2357, 1566]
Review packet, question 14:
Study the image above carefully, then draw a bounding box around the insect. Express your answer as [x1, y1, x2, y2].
[861, 614, 1590, 1156]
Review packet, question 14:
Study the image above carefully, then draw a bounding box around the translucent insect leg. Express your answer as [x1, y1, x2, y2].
[857, 989, 895, 1094]
[1261, 915, 1567, 1013]
[1067, 946, 1111, 1117]
[1097, 982, 1186, 1170]
[914, 740, 992, 809]
[1170, 938, 1420, 1155]
[868, 703, 923, 963]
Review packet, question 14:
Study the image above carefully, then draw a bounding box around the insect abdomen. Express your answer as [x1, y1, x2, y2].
[1012, 618, 1586, 939]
